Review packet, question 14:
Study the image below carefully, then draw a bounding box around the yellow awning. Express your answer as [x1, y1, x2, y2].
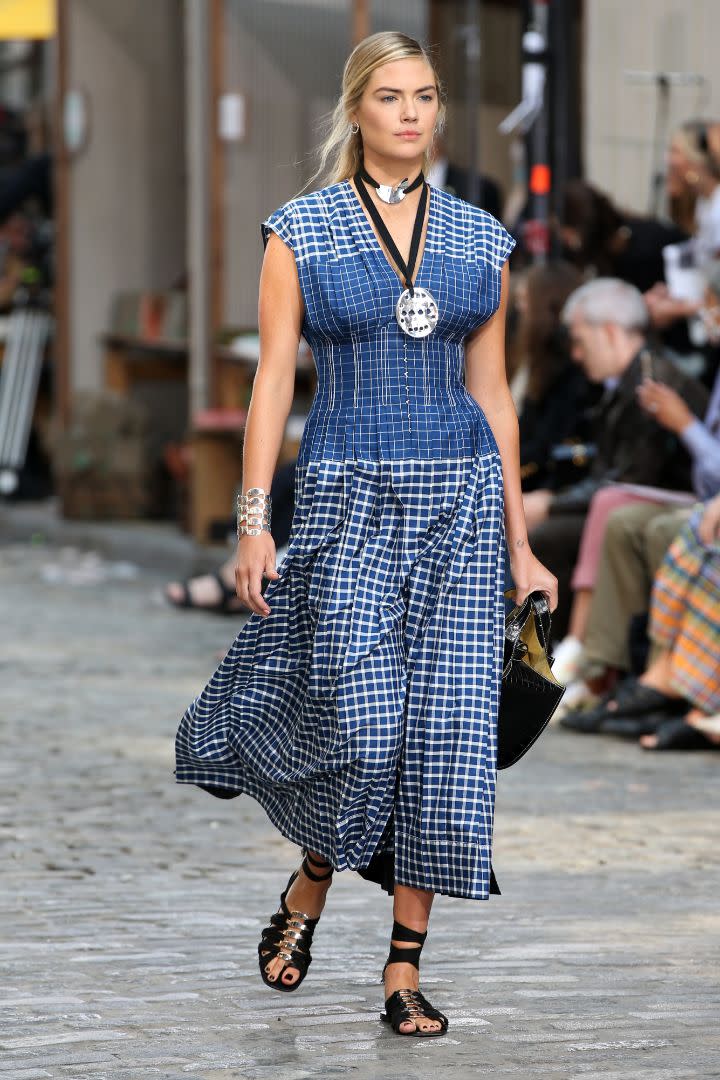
[0, 0, 56, 40]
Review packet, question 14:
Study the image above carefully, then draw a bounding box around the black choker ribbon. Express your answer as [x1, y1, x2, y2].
[357, 165, 424, 203]
[353, 169, 428, 297]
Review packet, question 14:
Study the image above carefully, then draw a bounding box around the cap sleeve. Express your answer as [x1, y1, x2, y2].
[260, 202, 295, 254]
[488, 219, 516, 271]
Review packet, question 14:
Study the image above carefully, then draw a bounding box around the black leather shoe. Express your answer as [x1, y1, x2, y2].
[559, 706, 608, 733]
[600, 712, 669, 738]
[642, 716, 720, 751]
[560, 678, 685, 734]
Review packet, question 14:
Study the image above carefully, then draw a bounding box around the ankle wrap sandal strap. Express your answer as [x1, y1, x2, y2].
[390, 918, 427, 945]
[379, 919, 448, 1036]
[301, 848, 334, 882]
[380, 918, 428, 981]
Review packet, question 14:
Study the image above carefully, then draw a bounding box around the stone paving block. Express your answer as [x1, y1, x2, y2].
[0, 1070, 54, 1080]
[1, 544, 719, 1078]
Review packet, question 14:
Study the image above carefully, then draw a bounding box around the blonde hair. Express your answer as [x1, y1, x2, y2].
[672, 119, 720, 180]
[298, 31, 446, 196]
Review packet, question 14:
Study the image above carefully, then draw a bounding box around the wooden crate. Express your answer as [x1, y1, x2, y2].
[189, 408, 246, 542]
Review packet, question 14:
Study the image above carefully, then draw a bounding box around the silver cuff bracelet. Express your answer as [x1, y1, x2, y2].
[237, 486, 272, 537]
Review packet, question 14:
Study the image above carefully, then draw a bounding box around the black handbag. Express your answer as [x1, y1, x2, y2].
[497, 590, 566, 769]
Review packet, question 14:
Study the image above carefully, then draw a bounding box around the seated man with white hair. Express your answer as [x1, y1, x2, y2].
[524, 277, 708, 638]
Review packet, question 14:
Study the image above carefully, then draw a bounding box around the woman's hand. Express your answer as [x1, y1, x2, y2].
[698, 494, 720, 546]
[510, 546, 559, 611]
[636, 378, 694, 434]
[234, 534, 281, 617]
[643, 283, 702, 330]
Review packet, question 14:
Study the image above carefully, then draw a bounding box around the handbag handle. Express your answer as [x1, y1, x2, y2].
[504, 589, 552, 655]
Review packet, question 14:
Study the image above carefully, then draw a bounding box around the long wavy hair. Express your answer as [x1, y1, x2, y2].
[297, 31, 446, 196]
[518, 261, 584, 402]
[666, 119, 720, 231]
[672, 118, 720, 181]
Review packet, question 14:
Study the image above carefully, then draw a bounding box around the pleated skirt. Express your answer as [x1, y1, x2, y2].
[175, 444, 505, 900]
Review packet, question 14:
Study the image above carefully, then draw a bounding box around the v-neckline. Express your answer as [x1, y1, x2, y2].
[343, 177, 434, 289]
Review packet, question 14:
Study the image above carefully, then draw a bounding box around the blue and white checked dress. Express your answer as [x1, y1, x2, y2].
[175, 179, 516, 901]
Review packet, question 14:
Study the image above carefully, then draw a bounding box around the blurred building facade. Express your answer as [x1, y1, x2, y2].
[5, 0, 720, 525]
[51, 0, 720, 406]
[52, 1, 539, 413]
[585, 0, 720, 211]
[63, 1, 186, 399]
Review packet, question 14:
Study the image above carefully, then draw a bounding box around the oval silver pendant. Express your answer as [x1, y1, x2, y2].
[395, 287, 439, 338]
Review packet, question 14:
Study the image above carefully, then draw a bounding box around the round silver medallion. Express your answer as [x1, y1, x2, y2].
[395, 287, 439, 338]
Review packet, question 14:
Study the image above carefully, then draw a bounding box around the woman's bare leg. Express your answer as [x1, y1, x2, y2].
[638, 649, 675, 693]
[165, 554, 247, 610]
[383, 883, 442, 1033]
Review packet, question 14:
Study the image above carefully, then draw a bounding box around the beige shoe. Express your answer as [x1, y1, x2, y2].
[552, 679, 599, 723]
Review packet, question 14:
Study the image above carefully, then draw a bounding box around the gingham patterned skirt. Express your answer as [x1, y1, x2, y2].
[175, 443, 506, 900]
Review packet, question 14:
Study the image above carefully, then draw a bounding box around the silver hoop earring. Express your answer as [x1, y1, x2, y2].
[350, 121, 359, 135]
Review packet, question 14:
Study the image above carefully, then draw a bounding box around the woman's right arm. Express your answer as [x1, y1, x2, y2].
[235, 230, 304, 617]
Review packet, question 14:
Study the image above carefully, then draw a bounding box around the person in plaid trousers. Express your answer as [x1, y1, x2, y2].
[175, 31, 557, 1037]
[638, 499, 720, 749]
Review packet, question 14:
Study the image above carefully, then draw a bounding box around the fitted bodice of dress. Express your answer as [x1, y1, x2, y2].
[299, 336, 496, 462]
[261, 179, 515, 465]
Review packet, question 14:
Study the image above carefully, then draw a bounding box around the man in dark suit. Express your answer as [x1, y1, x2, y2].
[523, 277, 709, 637]
[427, 132, 503, 220]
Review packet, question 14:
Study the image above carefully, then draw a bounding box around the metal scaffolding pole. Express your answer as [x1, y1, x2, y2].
[462, 0, 481, 209]
[184, 0, 212, 417]
[549, 0, 574, 253]
[499, 0, 550, 263]
[525, 0, 550, 263]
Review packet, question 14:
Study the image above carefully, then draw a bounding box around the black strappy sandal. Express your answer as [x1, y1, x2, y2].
[257, 848, 334, 992]
[641, 715, 720, 751]
[379, 918, 449, 1037]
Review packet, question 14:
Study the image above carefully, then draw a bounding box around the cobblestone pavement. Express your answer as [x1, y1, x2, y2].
[2, 542, 719, 1080]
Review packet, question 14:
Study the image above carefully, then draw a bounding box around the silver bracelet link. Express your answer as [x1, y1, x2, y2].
[237, 486, 272, 537]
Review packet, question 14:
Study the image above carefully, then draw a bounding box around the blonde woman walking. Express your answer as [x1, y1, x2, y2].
[175, 31, 557, 1037]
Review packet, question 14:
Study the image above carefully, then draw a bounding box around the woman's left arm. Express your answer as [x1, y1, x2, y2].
[464, 261, 559, 610]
